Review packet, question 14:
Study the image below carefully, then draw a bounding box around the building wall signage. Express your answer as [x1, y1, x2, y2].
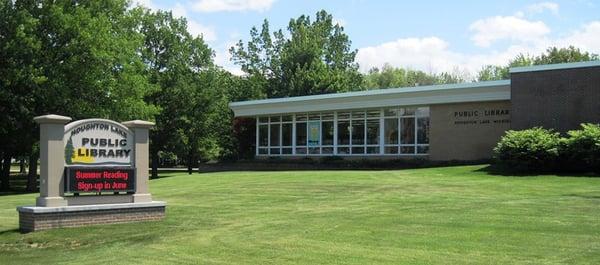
[453, 108, 510, 125]
[63, 119, 135, 193]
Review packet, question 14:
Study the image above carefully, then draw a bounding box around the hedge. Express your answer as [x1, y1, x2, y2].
[494, 124, 600, 173]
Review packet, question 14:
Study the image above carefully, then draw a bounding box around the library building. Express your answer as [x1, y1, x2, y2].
[229, 61, 600, 161]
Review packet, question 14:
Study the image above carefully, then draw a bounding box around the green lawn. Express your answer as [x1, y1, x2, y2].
[1, 165, 600, 264]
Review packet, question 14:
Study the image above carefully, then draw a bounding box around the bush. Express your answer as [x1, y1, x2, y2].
[563, 123, 600, 173]
[493, 127, 562, 171]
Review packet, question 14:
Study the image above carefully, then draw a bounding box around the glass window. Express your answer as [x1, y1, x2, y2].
[322, 121, 334, 145]
[259, 125, 268, 146]
[337, 147, 350, 155]
[384, 118, 398, 145]
[295, 147, 307, 154]
[417, 117, 429, 144]
[351, 120, 365, 145]
[258, 116, 268, 123]
[296, 114, 307, 121]
[270, 148, 280, 155]
[352, 146, 365, 154]
[366, 110, 380, 118]
[322, 147, 334, 154]
[309, 147, 320, 154]
[270, 116, 280, 122]
[322, 113, 334, 120]
[337, 112, 350, 120]
[296, 123, 307, 146]
[351, 111, 365, 119]
[307, 121, 320, 146]
[416, 107, 429, 117]
[282, 123, 292, 146]
[417, 146, 429, 154]
[384, 146, 398, 154]
[400, 118, 415, 144]
[366, 119, 379, 145]
[258, 148, 268, 154]
[337, 120, 350, 145]
[282, 148, 293, 154]
[367, 147, 379, 154]
[384, 108, 398, 117]
[269, 124, 280, 146]
[282, 115, 293, 122]
[400, 108, 415, 116]
[400, 146, 415, 154]
[309, 113, 320, 120]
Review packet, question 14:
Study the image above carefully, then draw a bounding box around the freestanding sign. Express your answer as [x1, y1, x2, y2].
[63, 119, 136, 193]
[16, 115, 166, 232]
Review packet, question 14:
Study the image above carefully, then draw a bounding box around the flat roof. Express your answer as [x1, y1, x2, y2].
[230, 80, 510, 107]
[230, 80, 511, 117]
[510, 60, 600, 73]
[229, 60, 600, 117]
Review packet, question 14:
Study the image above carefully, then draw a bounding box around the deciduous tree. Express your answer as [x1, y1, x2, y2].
[231, 10, 362, 98]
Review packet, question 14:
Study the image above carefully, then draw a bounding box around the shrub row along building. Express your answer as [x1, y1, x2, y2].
[229, 61, 600, 161]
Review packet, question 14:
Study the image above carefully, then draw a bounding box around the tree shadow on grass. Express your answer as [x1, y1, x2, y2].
[196, 159, 493, 173]
[0, 228, 21, 236]
[150, 170, 192, 180]
[475, 164, 599, 178]
[563, 193, 600, 199]
[0, 189, 37, 197]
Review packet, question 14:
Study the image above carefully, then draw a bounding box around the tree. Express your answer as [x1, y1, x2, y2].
[231, 10, 363, 98]
[0, 0, 157, 190]
[536, 46, 599, 65]
[362, 63, 464, 89]
[477, 46, 598, 81]
[137, 9, 214, 177]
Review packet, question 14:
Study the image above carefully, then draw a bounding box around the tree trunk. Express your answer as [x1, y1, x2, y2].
[19, 158, 26, 173]
[26, 152, 38, 192]
[1, 153, 12, 191]
[187, 150, 194, 175]
[151, 149, 158, 179]
[0, 152, 3, 186]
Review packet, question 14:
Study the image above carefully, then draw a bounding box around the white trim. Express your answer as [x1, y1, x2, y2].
[333, 112, 338, 155]
[231, 80, 509, 107]
[510, 60, 600, 73]
[231, 83, 510, 117]
[292, 114, 296, 155]
[379, 109, 384, 155]
[255, 117, 259, 156]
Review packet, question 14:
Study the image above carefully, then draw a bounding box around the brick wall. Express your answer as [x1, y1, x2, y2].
[511, 66, 600, 132]
[19, 206, 165, 232]
[429, 101, 511, 160]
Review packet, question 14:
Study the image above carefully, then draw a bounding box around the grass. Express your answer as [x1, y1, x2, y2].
[1, 165, 600, 264]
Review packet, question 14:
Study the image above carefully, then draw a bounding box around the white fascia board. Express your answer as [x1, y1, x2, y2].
[510, 60, 600, 73]
[230, 81, 511, 117]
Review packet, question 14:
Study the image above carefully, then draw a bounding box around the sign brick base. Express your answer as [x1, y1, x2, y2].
[17, 202, 166, 232]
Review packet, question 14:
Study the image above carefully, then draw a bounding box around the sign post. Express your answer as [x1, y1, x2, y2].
[17, 115, 166, 232]
[122, 120, 154, 203]
[34, 114, 71, 207]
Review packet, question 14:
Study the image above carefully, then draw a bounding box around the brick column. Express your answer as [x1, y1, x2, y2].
[34, 114, 72, 207]
[122, 120, 155, 203]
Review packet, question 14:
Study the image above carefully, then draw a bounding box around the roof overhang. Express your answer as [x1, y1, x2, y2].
[510, 60, 600, 73]
[229, 80, 511, 117]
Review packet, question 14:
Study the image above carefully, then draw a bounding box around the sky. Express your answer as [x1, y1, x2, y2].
[134, 0, 600, 78]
